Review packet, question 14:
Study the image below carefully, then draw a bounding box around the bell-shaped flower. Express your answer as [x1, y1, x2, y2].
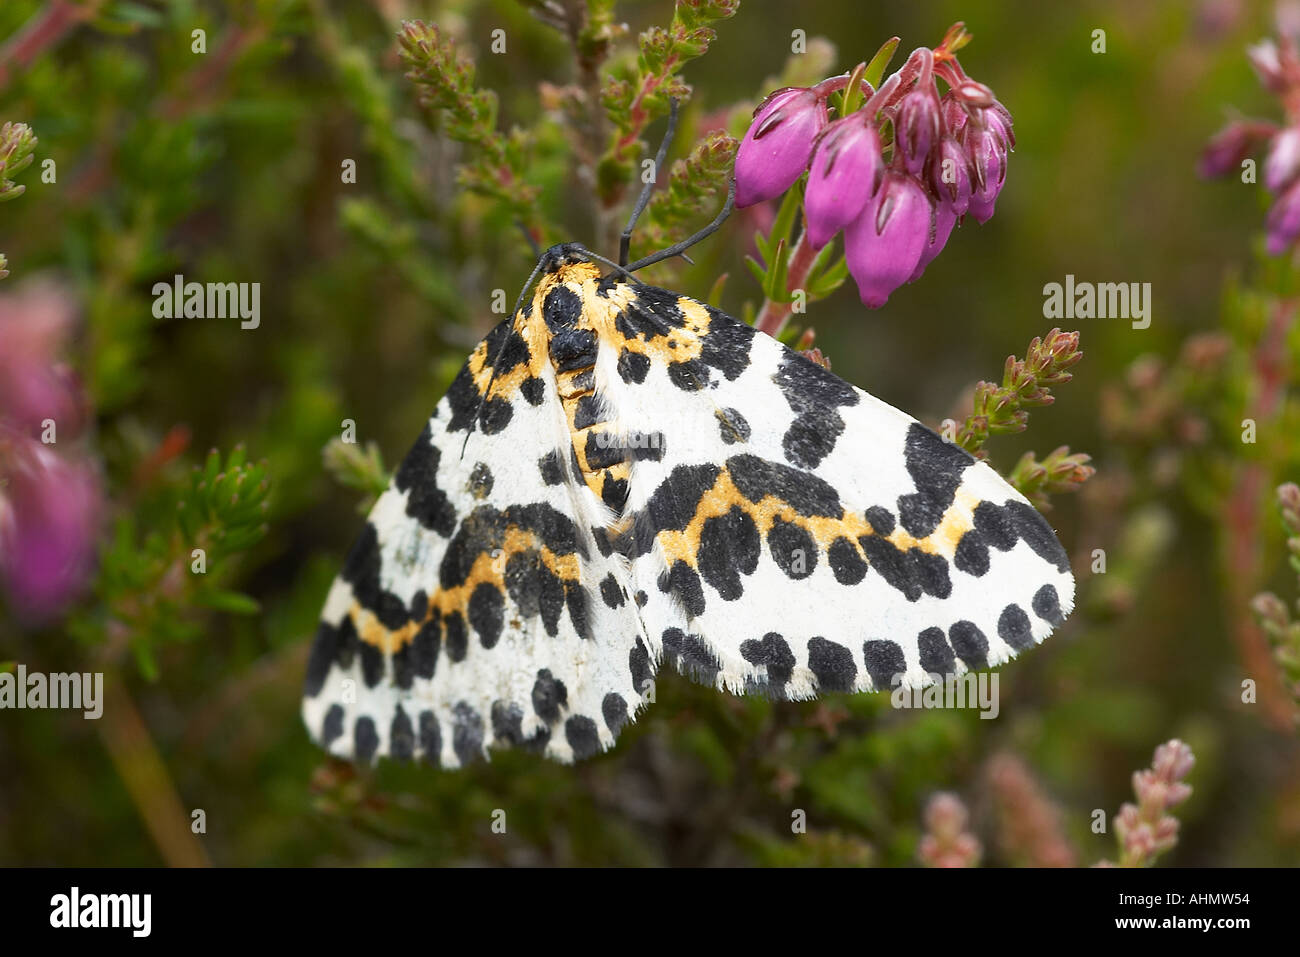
[843, 171, 932, 307]
[802, 114, 883, 249]
[734, 87, 827, 208]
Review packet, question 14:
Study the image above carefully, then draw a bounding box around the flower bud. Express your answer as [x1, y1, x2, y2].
[896, 87, 941, 176]
[964, 121, 1007, 223]
[1265, 126, 1300, 191]
[929, 135, 972, 216]
[843, 171, 931, 307]
[803, 114, 883, 249]
[734, 87, 827, 208]
[1267, 177, 1300, 253]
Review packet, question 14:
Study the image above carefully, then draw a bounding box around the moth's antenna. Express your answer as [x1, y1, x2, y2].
[625, 177, 736, 273]
[619, 98, 680, 268]
[572, 246, 641, 285]
[516, 219, 542, 261]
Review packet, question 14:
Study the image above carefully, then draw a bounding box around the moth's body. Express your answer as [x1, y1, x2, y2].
[303, 244, 1075, 768]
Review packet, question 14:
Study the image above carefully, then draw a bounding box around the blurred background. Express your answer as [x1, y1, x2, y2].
[1, 0, 1298, 867]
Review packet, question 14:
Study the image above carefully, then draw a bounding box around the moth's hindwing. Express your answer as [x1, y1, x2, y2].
[588, 281, 1075, 701]
[302, 314, 650, 768]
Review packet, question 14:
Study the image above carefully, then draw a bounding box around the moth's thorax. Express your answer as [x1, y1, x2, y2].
[519, 258, 632, 514]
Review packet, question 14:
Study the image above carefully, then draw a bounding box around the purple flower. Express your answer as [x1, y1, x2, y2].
[928, 135, 972, 217]
[1267, 178, 1300, 253]
[0, 431, 102, 622]
[1265, 126, 1300, 191]
[964, 116, 1007, 224]
[1200, 121, 1274, 178]
[0, 281, 85, 438]
[895, 87, 941, 176]
[802, 114, 882, 249]
[843, 171, 932, 307]
[910, 199, 958, 282]
[734, 87, 827, 208]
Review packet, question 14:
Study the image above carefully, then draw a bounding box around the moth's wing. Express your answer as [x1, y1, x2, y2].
[302, 318, 652, 767]
[598, 287, 1074, 699]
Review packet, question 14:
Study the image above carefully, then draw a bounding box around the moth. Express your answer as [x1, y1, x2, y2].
[302, 112, 1075, 770]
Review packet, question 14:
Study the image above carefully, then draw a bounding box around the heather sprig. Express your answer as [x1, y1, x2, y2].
[917, 792, 981, 868]
[1099, 739, 1195, 868]
[597, 0, 739, 205]
[0, 121, 36, 279]
[633, 128, 738, 262]
[949, 328, 1083, 452]
[1251, 482, 1300, 718]
[322, 436, 389, 515]
[398, 21, 541, 228]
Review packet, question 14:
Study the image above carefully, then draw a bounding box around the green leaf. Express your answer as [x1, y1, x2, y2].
[863, 36, 901, 89]
[197, 590, 262, 615]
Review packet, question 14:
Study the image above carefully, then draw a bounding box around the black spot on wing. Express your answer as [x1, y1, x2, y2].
[468, 582, 505, 649]
[602, 693, 629, 735]
[629, 638, 653, 696]
[477, 397, 513, 435]
[828, 537, 868, 585]
[412, 617, 440, 679]
[565, 715, 601, 761]
[305, 620, 340, 697]
[1007, 501, 1071, 573]
[444, 611, 468, 661]
[393, 425, 458, 536]
[491, 700, 525, 745]
[954, 529, 990, 576]
[998, 603, 1035, 651]
[468, 462, 494, 499]
[897, 424, 975, 538]
[354, 716, 378, 764]
[668, 359, 709, 392]
[599, 572, 624, 609]
[321, 704, 344, 748]
[342, 524, 415, 629]
[659, 560, 707, 617]
[865, 505, 895, 535]
[698, 307, 756, 380]
[740, 632, 796, 685]
[948, 621, 989, 670]
[1032, 583, 1064, 624]
[716, 407, 751, 444]
[862, 639, 906, 690]
[808, 637, 858, 692]
[727, 454, 841, 517]
[917, 627, 956, 675]
[662, 627, 720, 686]
[419, 710, 442, 766]
[617, 349, 650, 384]
[520, 375, 546, 406]
[698, 506, 761, 600]
[767, 518, 816, 580]
[631, 464, 721, 558]
[452, 702, 485, 765]
[359, 642, 384, 688]
[538, 450, 564, 485]
[390, 706, 415, 762]
[532, 669, 568, 723]
[772, 353, 859, 470]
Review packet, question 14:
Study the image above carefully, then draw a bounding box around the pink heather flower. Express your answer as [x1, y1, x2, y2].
[1267, 177, 1300, 253]
[895, 87, 941, 177]
[964, 117, 1007, 224]
[1248, 39, 1286, 92]
[1200, 121, 1273, 178]
[734, 87, 827, 208]
[0, 280, 86, 439]
[843, 170, 931, 307]
[929, 135, 972, 216]
[0, 431, 102, 622]
[918, 792, 981, 868]
[1265, 126, 1300, 191]
[803, 114, 882, 249]
[910, 199, 958, 282]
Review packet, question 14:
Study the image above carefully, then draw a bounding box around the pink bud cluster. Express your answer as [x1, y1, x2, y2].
[734, 31, 1013, 307]
[917, 792, 982, 867]
[0, 281, 102, 622]
[1202, 24, 1300, 253]
[1114, 739, 1195, 867]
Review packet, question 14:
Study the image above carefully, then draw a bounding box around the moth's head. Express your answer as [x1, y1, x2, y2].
[538, 243, 594, 276]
